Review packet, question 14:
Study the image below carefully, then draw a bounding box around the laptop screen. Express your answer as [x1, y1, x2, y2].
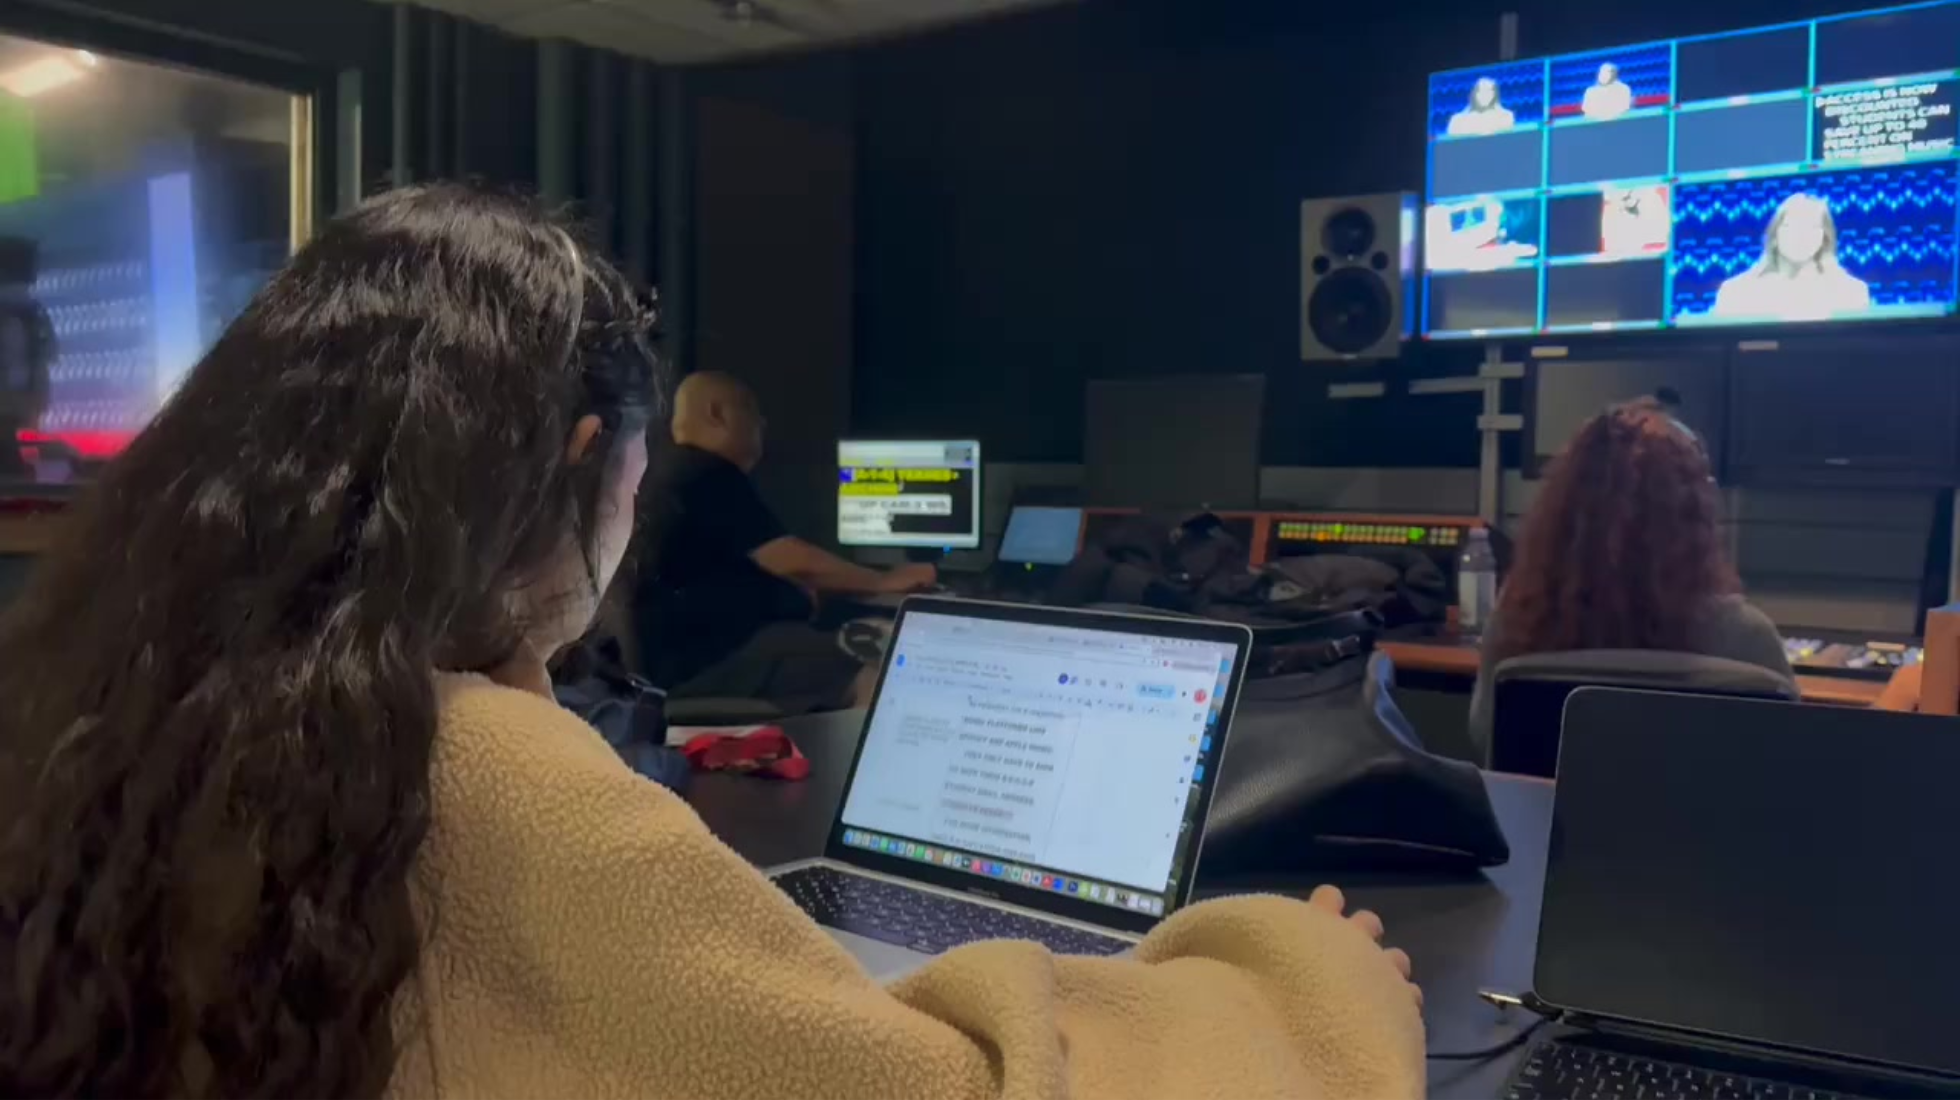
[996, 506, 1084, 566]
[835, 603, 1244, 921]
[1542, 690, 1960, 1077]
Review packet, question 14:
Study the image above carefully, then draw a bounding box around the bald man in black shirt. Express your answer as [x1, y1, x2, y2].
[634, 372, 934, 711]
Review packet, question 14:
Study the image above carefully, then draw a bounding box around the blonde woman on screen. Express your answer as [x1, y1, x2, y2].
[1447, 77, 1517, 136]
[1709, 193, 1872, 321]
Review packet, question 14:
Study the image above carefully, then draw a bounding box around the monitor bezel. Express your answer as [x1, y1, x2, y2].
[835, 437, 984, 551]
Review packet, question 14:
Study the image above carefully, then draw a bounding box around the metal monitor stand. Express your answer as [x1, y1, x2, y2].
[1478, 342, 1524, 525]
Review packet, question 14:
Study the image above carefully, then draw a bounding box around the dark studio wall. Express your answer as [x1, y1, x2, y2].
[847, 0, 1894, 468]
[688, 55, 856, 542]
[384, 8, 539, 194]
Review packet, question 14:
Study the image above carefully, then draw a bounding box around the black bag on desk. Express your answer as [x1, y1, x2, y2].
[1203, 650, 1509, 875]
[1260, 549, 1450, 630]
[1060, 512, 1432, 646]
[1052, 511, 1255, 612]
[1059, 512, 1388, 667]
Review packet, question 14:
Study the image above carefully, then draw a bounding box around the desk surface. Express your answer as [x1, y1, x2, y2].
[0, 513, 60, 556]
[1378, 637, 1886, 708]
[688, 708, 1550, 1100]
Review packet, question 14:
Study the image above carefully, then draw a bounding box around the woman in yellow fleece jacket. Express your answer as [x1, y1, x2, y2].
[0, 185, 1424, 1099]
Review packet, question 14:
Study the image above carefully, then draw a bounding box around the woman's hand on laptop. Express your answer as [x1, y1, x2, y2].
[1310, 885, 1422, 1008]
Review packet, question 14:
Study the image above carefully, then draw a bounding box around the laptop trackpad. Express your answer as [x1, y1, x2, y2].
[828, 928, 932, 982]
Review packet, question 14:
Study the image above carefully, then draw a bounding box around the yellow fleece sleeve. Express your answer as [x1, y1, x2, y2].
[394, 676, 1423, 1099]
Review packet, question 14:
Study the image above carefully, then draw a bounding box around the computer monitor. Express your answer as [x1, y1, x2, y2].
[1084, 375, 1263, 510]
[997, 505, 1084, 567]
[837, 439, 982, 550]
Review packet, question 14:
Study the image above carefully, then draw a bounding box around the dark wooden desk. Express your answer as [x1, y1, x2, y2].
[1378, 638, 1886, 708]
[687, 709, 1551, 1100]
[0, 513, 61, 555]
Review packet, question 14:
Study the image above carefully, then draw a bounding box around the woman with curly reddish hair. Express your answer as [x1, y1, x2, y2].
[1467, 398, 1793, 759]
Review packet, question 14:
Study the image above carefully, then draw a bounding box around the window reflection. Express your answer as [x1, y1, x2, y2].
[0, 33, 295, 487]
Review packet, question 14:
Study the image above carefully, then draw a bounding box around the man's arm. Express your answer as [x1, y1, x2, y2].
[752, 536, 933, 597]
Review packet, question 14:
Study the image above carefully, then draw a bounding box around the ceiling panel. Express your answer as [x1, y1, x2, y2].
[379, 0, 1071, 63]
[409, 0, 552, 23]
[504, 2, 794, 61]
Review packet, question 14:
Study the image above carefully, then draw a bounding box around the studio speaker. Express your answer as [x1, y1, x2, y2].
[1301, 193, 1416, 362]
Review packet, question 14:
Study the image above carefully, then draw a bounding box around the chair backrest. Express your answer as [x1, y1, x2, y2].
[1490, 649, 1799, 778]
[1920, 606, 1960, 716]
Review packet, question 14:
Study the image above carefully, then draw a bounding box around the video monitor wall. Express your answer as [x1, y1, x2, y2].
[1424, 0, 1960, 338]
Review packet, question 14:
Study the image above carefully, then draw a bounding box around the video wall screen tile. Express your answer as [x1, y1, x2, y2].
[1815, 4, 1960, 88]
[1427, 267, 1540, 335]
[1675, 99, 1810, 176]
[1670, 161, 1958, 325]
[1546, 187, 1671, 260]
[1550, 44, 1672, 124]
[1675, 26, 1810, 104]
[1429, 59, 1547, 138]
[1547, 114, 1671, 187]
[1431, 129, 1545, 199]
[1426, 196, 1542, 272]
[1814, 79, 1959, 164]
[1423, 0, 1960, 337]
[1544, 259, 1668, 330]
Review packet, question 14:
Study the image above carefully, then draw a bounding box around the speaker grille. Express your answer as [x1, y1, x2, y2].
[1306, 267, 1393, 355]
[1319, 206, 1378, 259]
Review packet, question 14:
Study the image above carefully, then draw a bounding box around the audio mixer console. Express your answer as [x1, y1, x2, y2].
[1783, 636, 1921, 681]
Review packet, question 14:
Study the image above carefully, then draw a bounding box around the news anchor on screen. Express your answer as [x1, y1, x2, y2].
[1710, 193, 1872, 321]
[1581, 62, 1634, 120]
[1447, 77, 1518, 136]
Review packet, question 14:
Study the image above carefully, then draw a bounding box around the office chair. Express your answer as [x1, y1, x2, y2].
[1490, 650, 1799, 778]
[1915, 605, 1960, 716]
[589, 590, 789, 727]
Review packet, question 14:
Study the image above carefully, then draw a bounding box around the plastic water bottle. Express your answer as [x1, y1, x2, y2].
[1458, 527, 1498, 634]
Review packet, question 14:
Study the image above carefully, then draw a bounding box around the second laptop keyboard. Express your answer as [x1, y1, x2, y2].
[1505, 1040, 1857, 1100]
[774, 864, 1133, 957]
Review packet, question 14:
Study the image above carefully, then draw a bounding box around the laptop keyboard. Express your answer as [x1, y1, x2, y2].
[774, 865, 1133, 958]
[1505, 1040, 1857, 1100]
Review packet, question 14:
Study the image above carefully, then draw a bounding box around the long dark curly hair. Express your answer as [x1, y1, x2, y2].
[1493, 397, 1737, 662]
[0, 184, 656, 1097]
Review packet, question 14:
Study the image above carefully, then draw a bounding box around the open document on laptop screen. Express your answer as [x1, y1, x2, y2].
[838, 609, 1237, 916]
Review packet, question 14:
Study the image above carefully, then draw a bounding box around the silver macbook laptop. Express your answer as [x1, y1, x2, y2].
[768, 597, 1253, 980]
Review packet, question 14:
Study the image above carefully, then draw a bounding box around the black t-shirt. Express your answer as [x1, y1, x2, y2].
[635, 444, 810, 686]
